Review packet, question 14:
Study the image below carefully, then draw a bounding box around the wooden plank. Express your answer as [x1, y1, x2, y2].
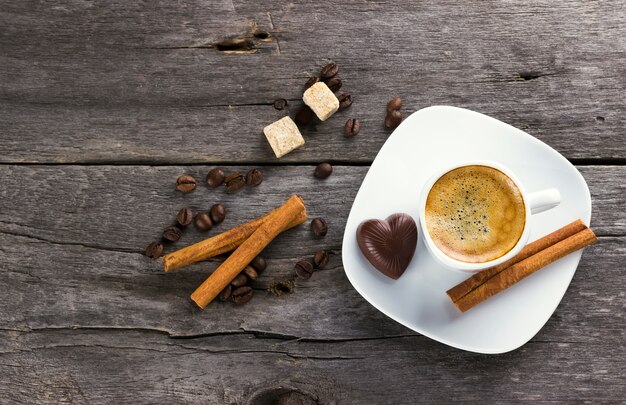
[0, 165, 367, 253]
[0, 165, 623, 340]
[1, 1, 625, 162]
[0, 328, 624, 403]
[1, 231, 622, 342]
[0, 165, 622, 251]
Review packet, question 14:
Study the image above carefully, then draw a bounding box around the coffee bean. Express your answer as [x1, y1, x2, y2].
[311, 218, 328, 237]
[209, 203, 226, 224]
[232, 286, 253, 305]
[250, 256, 267, 273]
[243, 265, 258, 281]
[338, 93, 353, 109]
[269, 279, 294, 297]
[294, 105, 313, 125]
[314, 162, 333, 179]
[176, 207, 193, 227]
[245, 168, 263, 187]
[304, 76, 320, 90]
[163, 226, 182, 242]
[344, 118, 361, 137]
[225, 173, 245, 193]
[385, 110, 403, 129]
[324, 77, 342, 92]
[176, 175, 197, 193]
[320, 63, 339, 79]
[144, 241, 163, 259]
[273, 99, 288, 110]
[295, 259, 315, 280]
[231, 273, 248, 288]
[194, 212, 213, 231]
[219, 284, 232, 302]
[206, 168, 225, 188]
[387, 97, 402, 112]
[313, 250, 329, 269]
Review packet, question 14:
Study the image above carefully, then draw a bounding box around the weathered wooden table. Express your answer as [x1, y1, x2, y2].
[1, 1, 625, 403]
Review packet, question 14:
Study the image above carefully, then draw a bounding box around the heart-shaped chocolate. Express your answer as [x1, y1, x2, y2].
[356, 213, 418, 279]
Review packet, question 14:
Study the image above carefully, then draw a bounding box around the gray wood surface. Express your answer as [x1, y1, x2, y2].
[1, 0, 625, 403]
[1, 1, 625, 163]
[0, 165, 624, 403]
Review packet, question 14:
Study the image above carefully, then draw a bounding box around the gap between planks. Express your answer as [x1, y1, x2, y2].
[0, 325, 608, 347]
[0, 159, 625, 167]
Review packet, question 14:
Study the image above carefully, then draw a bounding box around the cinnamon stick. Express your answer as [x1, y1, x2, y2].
[451, 227, 597, 312]
[163, 206, 307, 272]
[446, 219, 588, 303]
[190, 194, 306, 309]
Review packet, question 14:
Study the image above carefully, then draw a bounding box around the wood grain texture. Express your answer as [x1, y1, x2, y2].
[0, 165, 623, 252]
[0, 327, 624, 404]
[0, 165, 623, 341]
[1, 0, 625, 403]
[1, 1, 625, 163]
[1, 230, 623, 342]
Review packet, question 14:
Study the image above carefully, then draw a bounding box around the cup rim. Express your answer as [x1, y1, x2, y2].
[418, 160, 532, 272]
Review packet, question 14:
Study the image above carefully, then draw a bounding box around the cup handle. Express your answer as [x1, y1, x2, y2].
[527, 188, 561, 215]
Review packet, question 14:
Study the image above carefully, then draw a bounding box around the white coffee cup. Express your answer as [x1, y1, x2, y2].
[418, 160, 561, 272]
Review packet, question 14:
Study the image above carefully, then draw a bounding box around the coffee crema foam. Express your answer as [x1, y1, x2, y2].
[425, 165, 526, 263]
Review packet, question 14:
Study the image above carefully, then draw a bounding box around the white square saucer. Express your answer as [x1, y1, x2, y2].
[341, 106, 592, 354]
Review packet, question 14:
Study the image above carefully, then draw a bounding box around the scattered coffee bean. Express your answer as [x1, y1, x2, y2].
[338, 93, 353, 109]
[294, 105, 313, 125]
[176, 207, 193, 227]
[250, 256, 267, 273]
[245, 168, 263, 187]
[144, 241, 163, 259]
[304, 76, 320, 90]
[163, 226, 182, 242]
[311, 218, 328, 237]
[313, 250, 329, 269]
[232, 286, 253, 305]
[231, 273, 248, 288]
[387, 97, 402, 112]
[225, 173, 245, 193]
[320, 63, 339, 79]
[210, 203, 226, 224]
[324, 76, 342, 92]
[219, 284, 232, 302]
[206, 168, 225, 188]
[344, 118, 361, 137]
[295, 259, 315, 280]
[176, 175, 197, 193]
[194, 212, 213, 231]
[269, 279, 295, 297]
[314, 162, 333, 179]
[273, 98, 288, 110]
[385, 110, 403, 129]
[243, 265, 258, 281]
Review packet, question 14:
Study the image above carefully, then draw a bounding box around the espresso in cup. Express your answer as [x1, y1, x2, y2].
[424, 165, 526, 263]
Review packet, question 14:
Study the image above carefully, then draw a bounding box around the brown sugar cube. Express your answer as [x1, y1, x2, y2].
[303, 82, 340, 121]
[263, 116, 306, 158]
